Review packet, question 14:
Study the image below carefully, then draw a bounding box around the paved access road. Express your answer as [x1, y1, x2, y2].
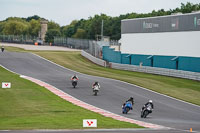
[0, 51, 200, 133]
[3, 43, 80, 51]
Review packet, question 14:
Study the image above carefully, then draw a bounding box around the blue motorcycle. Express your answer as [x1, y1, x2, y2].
[122, 101, 133, 114]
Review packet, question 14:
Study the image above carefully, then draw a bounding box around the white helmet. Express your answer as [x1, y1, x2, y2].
[149, 100, 153, 103]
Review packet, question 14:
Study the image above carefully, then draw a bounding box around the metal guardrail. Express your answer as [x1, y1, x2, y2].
[110, 63, 200, 81]
[82, 51, 200, 80]
[81, 50, 106, 67]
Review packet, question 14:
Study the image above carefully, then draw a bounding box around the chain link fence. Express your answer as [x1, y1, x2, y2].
[54, 37, 90, 49]
[0, 34, 120, 59]
[54, 37, 113, 59]
[0, 35, 37, 44]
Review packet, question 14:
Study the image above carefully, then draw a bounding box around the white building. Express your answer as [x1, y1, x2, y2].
[121, 12, 200, 57]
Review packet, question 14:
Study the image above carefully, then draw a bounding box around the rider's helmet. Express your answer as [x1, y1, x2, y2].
[130, 97, 134, 101]
[149, 100, 153, 103]
[95, 81, 98, 84]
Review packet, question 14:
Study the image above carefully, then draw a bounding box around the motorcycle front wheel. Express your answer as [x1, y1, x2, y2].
[143, 110, 149, 118]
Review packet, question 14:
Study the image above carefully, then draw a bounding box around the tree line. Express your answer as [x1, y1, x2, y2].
[0, 2, 199, 43]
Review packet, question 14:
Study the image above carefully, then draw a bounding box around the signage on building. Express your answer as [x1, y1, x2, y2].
[143, 21, 159, 29]
[122, 12, 200, 34]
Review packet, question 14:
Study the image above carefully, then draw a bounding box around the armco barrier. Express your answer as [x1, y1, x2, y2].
[110, 62, 200, 81]
[82, 51, 200, 81]
[81, 50, 106, 67]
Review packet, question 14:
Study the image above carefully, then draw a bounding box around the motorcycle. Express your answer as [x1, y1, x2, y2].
[1, 47, 4, 52]
[122, 101, 132, 114]
[141, 104, 152, 118]
[71, 78, 78, 88]
[93, 85, 99, 96]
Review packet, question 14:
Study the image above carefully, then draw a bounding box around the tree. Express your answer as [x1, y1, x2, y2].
[26, 15, 40, 22]
[0, 22, 5, 34]
[48, 21, 60, 30]
[28, 19, 40, 37]
[45, 29, 61, 43]
[180, 2, 200, 13]
[62, 20, 78, 37]
[72, 28, 86, 39]
[3, 20, 29, 35]
[62, 25, 75, 37]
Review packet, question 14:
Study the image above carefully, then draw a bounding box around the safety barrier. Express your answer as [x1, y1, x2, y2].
[81, 50, 106, 67]
[82, 51, 200, 80]
[110, 62, 200, 81]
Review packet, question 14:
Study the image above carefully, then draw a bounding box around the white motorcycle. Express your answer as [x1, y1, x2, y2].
[71, 79, 78, 88]
[141, 104, 153, 118]
[93, 85, 100, 96]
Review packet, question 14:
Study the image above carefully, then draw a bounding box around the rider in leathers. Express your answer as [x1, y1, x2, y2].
[71, 75, 79, 80]
[92, 82, 100, 90]
[142, 100, 154, 113]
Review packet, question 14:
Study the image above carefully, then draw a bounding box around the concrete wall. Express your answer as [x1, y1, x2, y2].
[178, 57, 200, 72]
[132, 54, 151, 66]
[82, 48, 200, 80]
[153, 56, 176, 69]
[110, 62, 200, 81]
[102, 46, 200, 73]
[102, 46, 121, 63]
[121, 54, 130, 64]
[81, 50, 106, 67]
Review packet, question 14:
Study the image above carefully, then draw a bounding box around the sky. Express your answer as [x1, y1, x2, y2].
[0, 0, 200, 26]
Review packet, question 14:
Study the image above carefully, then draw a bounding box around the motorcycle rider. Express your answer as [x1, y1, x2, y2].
[1, 45, 4, 52]
[92, 81, 100, 90]
[127, 97, 134, 105]
[142, 100, 154, 113]
[122, 97, 134, 110]
[71, 75, 79, 80]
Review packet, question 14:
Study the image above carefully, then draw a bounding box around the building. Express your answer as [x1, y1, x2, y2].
[121, 12, 200, 57]
[38, 19, 48, 44]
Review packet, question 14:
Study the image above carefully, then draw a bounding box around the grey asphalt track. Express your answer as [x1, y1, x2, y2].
[0, 51, 200, 133]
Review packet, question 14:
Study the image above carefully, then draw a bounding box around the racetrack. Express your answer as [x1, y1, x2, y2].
[0, 51, 200, 132]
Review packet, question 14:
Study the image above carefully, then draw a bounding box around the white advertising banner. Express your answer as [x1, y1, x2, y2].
[2, 82, 11, 88]
[83, 119, 97, 127]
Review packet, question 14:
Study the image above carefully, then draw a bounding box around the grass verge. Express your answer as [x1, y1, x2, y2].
[4, 46, 200, 106]
[0, 66, 142, 129]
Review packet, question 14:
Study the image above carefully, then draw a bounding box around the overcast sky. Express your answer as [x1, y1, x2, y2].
[0, 0, 199, 26]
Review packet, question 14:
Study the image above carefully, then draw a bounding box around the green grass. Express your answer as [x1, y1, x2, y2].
[4, 46, 200, 106]
[4, 46, 27, 52]
[0, 66, 142, 129]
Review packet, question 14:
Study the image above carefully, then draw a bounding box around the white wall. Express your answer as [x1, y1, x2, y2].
[121, 31, 200, 57]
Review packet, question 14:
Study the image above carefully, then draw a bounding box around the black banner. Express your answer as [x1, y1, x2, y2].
[121, 12, 200, 34]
